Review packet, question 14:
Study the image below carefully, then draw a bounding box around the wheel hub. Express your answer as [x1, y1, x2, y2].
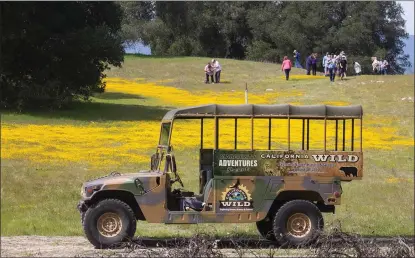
[286, 213, 311, 238]
[97, 212, 122, 237]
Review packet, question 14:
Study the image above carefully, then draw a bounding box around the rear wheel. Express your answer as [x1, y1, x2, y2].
[256, 217, 276, 241]
[83, 199, 136, 249]
[272, 200, 323, 247]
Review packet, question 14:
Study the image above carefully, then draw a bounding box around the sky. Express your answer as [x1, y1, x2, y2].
[398, 1, 414, 35]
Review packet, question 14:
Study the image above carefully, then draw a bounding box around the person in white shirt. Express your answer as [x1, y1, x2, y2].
[353, 61, 361, 75]
[211, 59, 222, 83]
[322, 52, 329, 76]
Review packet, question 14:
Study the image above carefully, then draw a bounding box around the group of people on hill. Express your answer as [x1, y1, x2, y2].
[282, 50, 356, 82]
[204, 59, 222, 84]
[204, 52, 389, 84]
[287, 50, 390, 82]
[322, 51, 349, 82]
[371, 57, 389, 75]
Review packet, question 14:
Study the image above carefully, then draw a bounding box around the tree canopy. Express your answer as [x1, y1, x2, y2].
[0, 2, 124, 110]
[120, 1, 411, 74]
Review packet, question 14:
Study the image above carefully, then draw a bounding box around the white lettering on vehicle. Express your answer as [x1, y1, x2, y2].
[218, 160, 258, 167]
[311, 154, 359, 162]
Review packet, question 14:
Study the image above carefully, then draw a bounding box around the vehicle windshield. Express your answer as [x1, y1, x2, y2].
[159, 122, 171, 146]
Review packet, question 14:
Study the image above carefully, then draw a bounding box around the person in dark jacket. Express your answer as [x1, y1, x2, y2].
[293, 50, 303, 68]
[311, 53, 318, 76]
[339, 56, 347, 80]
[306, 54, 313, 75]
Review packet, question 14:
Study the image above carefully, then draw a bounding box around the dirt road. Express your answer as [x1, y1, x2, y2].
[0, 236, 308, 257]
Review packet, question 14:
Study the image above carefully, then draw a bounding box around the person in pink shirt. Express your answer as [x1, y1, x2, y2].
[281, 56, 292, 80]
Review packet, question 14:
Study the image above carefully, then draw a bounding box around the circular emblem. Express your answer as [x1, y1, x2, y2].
[225, 188, 247, 201]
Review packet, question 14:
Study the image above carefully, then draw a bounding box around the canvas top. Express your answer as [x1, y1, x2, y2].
[162, 104, 363, 121]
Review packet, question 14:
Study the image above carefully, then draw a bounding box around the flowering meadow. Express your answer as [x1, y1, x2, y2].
[1, 56, 414, 237]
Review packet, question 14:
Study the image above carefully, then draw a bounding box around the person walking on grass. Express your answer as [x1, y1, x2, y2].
[328, 54, 337, 82]
[204, 62, 214, 84]
[311, 53, 318, 76]
[322, 52, 329, 76]
[339, 51, 347, 78]
[211, 59, 222, 83]
[353, 61, 361, 76]
[306, 54, 313, 75]
[281, 56, 293, 80]
[293, 50, 303, 68]
[339, 56, 347, 80]
[381, 59, 388, 75]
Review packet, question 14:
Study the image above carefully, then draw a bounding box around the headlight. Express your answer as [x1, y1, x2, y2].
[84, 184, 103, 197]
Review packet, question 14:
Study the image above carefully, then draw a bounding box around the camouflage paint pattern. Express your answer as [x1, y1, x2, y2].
[80, 150, 345, 224]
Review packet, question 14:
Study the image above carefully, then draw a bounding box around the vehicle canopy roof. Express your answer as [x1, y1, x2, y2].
[162, 104, 363, 122]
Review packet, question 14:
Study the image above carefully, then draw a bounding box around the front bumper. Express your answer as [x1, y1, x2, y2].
[77, 200, 88, 213]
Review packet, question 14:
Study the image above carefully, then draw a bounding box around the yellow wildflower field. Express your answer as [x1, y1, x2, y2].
[1, 78, 413, 169]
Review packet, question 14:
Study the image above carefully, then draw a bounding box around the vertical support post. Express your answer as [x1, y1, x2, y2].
[306, 119, 310, 150]
[214, 117, 219, 150]
[168, 121, 174, 148]
[360, 117, 363, 151]
[351, 119, 354, 151]
[302, 119, 305, 150]
[234, 118, 237, 149]
[245, 83, 248, 104]
[200, 118, 204, 149]
[287, 117, 290, 150]
[268, 118, 272, 150]
[324, 118, 327, 151]
[251, 116, 254, 150]
[342, 119, 346, 151]
[335, 120, 338, 151]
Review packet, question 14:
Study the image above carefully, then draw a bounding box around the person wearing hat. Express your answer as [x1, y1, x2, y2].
[211, 59, 222, 83]
[293, 50, 303, 68]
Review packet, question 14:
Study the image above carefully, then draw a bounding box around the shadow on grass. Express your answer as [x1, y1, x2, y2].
[3, 101, 169, 122]
[93, 92, 144, 100]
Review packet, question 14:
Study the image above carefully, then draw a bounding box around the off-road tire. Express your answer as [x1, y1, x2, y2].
[81, 211, 85, 224]
[83, 199, 137, 249]
[272, 200, 323, 247]
[256, 217, 276, 241]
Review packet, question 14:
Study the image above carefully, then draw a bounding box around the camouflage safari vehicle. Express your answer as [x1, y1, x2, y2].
[77, 104, 363, 248]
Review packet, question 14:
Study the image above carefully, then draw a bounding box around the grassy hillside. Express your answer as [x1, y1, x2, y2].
[1, 56, 414, 237]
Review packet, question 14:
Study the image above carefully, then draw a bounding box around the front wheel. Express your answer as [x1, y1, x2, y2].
[83, 199, 137, 248]
[272, 200, 323, 247]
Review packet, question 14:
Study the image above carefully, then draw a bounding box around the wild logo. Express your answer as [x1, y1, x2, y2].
[219, 180, 254, 211]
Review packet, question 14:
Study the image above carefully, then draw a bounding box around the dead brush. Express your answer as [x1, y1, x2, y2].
[310, 224, 415, 258]
[162, 234, 223, 258]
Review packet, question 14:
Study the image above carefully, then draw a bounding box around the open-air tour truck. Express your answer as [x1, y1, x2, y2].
[77, 104, 363, 248]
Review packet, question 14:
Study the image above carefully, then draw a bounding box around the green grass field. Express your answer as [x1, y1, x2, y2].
[1, 55, 414, 237]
